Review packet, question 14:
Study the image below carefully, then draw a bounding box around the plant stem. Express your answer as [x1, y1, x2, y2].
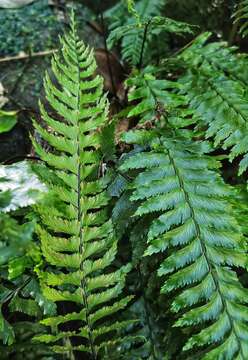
[138, 20, 151, 70]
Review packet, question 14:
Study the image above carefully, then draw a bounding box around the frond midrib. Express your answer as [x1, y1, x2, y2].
[72, 21, 97, 359]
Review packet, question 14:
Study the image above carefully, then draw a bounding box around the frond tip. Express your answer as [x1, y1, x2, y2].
[32, 15, 133, 358]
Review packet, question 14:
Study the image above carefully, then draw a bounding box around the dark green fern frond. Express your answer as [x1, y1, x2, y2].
[106, 0, 194, 66]
[108, 15, 194, 66]
[126, 67, 189, 127]
[180, 32, 248, 87]
[233, 1, 248, 38]
[105, 0, 165, 32]
[120, 130, 248, 359]
[104, 0, 128, 31]
[32, 14, 133, 358]
[135, 0, 165, 19]
[177, 35, 248, 176]
[181, 73, 248, 175]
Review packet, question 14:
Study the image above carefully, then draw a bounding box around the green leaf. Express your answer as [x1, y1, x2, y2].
[0, 110, 17, 133]
[0, 307, 15, 345]
[9, 296, 41, 318]
[8, 256, 32, 280]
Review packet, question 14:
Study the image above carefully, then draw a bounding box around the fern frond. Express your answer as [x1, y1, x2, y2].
[126, 67, 188, 126]
[233, 1, 248, 38]
[32, 13, 133, 358]
[105, 0, 165, 27]
[9, 296, 41, 318]
[108, 15, 194, 66]
[120, 130, 248, 359]
[178, 35, 248, 175]
[180, 32, 248, 87]
[135, 0, 165, 19]
[104, 0, 128, 30]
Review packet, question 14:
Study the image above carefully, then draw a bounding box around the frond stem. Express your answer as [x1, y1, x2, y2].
[72, 22, 97, 359]
[138, 19, 152, 70]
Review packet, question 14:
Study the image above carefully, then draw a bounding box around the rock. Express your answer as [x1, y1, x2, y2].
[0, 0, 36, 8]
[0, 123, 30, 163]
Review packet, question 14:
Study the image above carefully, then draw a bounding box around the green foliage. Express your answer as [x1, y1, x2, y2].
[31, 13, 133, 358]
[126, 66, 189, 126]
[176, 33, 248, 176]
[0, 110, 17, 134]
[106, 0, 194, 66]
[2, 2, 248, 359]
[233, 0, 248, 37]
[0, 188, 55, 354]
[120, 130, 248, 358]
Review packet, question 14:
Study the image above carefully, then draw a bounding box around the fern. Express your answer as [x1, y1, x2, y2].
[126, 66, 191, 127]
[106, 0, 194, 66]
[180, 32, 248, 87]
[108, 14, 194, 66]
[104, 0, 128, 30]
[105, 0, 165, 30]
[120, 130, 248, 359]
[31, 13, 134, 358]
[177, 34, 248, 176]
[233, 1, 248, 37]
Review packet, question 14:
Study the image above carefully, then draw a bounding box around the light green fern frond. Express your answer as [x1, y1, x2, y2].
[32, 13, 133, 358]
[120, 130, 248, 359]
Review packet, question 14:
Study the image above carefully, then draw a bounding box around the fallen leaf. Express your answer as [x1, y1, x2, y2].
[95, 49, 126, 99]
